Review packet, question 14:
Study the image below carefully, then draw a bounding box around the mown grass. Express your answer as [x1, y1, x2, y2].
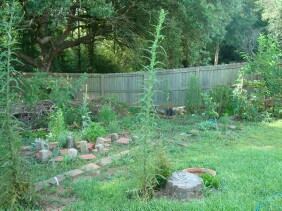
[42, 116, 282, 210]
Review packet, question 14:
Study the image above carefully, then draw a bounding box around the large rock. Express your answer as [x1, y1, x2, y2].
[165, 171, 203, 200]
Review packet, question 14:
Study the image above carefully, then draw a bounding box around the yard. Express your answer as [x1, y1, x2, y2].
[35, 115, 282, 210]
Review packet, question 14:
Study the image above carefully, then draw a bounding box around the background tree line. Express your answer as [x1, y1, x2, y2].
[1, 0, 281, 73]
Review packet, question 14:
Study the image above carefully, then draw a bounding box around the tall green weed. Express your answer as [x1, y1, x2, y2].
[0, 1, 36, 209]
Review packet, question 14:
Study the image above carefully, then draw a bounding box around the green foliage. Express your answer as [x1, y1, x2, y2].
[154, 150, 172, 190]
[200, 174, 221, 189]
[186, 75, 202, 113]
[207, 85, 234, 116]
[48, 108, 66, 144]
[82, 122, 106, 143]
[108, 120, 121, 133]
[201, 93, 219, 119]
[234, 35, 282, 120]
[21, 72, 87, 108]
[0, 1, 36, 209]
[98, 104, 117, 125]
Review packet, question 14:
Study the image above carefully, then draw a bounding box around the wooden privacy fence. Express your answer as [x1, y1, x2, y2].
[23, 63, 245, 106]
[23, 62, 281, 106]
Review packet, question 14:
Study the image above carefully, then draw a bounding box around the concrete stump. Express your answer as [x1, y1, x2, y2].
[80, 141, 89, 154]
[165, 171, 203, 200]
[68, 148, 78, 159]
[67, 136, 74, 149]
[111, 133, 118, 142]
[95, 144, 105, 154]
[96, 137, 105, 145]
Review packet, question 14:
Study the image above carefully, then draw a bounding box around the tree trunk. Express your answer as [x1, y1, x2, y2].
[214, 43, 220, 65]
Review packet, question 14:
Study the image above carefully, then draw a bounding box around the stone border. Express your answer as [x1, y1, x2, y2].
[36, 150, 130, 191]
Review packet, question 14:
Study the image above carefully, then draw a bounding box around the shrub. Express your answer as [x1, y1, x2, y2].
[207, 85, 234, 116]
[186, 75, 202, 113]
[108, 120, 121, 133]
[82, 122, 106, 142]
[48, 108, 66, 144]
[98, 104, 116, 125]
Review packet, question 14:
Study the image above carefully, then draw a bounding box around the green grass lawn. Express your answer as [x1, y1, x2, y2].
[41, 117, 282, 210]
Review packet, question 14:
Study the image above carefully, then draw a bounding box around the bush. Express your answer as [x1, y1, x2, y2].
[207, 85, 234, 116]
[82, 122, 106, 142]
[186, 75, 202, 113]
[48, 108, 66, 144]
[98, 105, 117, 125]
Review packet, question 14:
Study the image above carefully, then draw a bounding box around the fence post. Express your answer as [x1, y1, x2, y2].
[100, 75, 105, 96]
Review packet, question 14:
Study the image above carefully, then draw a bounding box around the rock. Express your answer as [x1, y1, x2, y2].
[178, 142, 189, 147]
[227, 125, 237, 130]
[157, 108, 166, 115]
[95, 144, 105, 154]
[96, 137, 105, 145]
[172, 106, 186, 115]
[186, 129, 199, 136]
[38, 150, 52, 162]
[67, 136, 74, 149]
[80, 141, 89, 154]
[68, 148, 78, 159]
[165, 171, 203, 200]
[111, 133, 118, 142]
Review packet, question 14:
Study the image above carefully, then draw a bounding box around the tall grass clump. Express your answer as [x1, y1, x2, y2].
[129, 9, 171, 200]
[186, 75, 202, 113]
[0, 1, 36, 209]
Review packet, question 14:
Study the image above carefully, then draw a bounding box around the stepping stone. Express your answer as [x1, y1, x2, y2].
[227, 125, 237, 130]
[178, 142, 189, 147]
[116, 137, 131, 145]
[49, 156, 64, 162]
[46, 174, 66, 186]
[36, 181, 51, 191]
[104, 137, 112, 143]
[64, 169, 84, 179]
[49, 142, 59, 149]
[76, 142, 94, 151]
[98, 157, 113, 166]
[81, 163, 100, 172]
[79, 154, 96, 160]
[60, 148, 69, 155]
[165, 171, 203, 200]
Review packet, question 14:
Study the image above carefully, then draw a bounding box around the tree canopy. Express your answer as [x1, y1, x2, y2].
[1, 0, 280, 73]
